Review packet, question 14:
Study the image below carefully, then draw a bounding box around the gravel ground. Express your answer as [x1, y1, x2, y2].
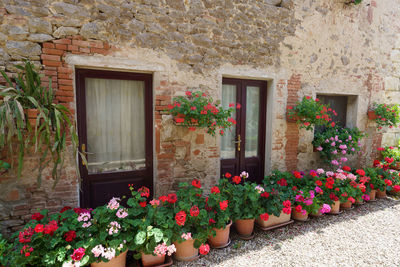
[173, 197, 400, 267]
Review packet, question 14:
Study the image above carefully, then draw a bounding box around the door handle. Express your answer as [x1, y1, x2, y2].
[235, 135, 241, 152]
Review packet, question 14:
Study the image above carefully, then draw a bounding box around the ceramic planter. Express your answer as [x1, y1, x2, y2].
[340, 200, 352, 210]
[25, 108, 39, 128]
[291, 209, 309, 221]
[376, 188, 387, 198]
[207, 220, 232, 248]
[173, 239, 198, 262]
[234, 218, 255, 237]
[256, 212, 290, 228]
[367, 110, 377, 120]
[369, 189, 376, 201]
[141, 253, 165, 267]
[91, 250, 127, 267]
[329, 200, 341, 214]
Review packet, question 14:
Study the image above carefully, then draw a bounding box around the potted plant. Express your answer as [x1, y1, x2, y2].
[0, 61, 83, 185]
[335, 171, 363, 210]
[368, 103, 400, 130]
[0, 234, 10, 267]
[287, 96, 335, 130]
[378, 145, 400, 170]
[162, 180, 210, 261]
[205, 179, 232, 248]
[371, 166, 391, 198]
[292, 189, 315, 221]
[222, 172, 260, 238]
[166, 90, 239, 136]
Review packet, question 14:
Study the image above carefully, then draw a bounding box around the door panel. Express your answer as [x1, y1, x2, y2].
[76, 69, 153, 208]
[221, 78, 267, 184]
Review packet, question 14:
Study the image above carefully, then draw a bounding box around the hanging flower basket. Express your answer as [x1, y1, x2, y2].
[367, 110, 377, 120]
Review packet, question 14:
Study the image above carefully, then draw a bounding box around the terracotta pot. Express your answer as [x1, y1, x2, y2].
[340, 200, 352, 210]
[367, 110, 377, 120]
[256, 212, 290, 228]
[291, 209, 308, 221]
[376, 188, 387, 198]
[141, 253, 165, 267]
[25, 108, 39, 128]
[369, 189, 376, 201]
[173, 239, 198, 262]
[311, 205, 324, 217]
[234, 218, 255, 237]
[207, 220, 232, 248]
[91, 250, 127, 267]
[355, 198, 363, 204]
[329, 200, 341, 214]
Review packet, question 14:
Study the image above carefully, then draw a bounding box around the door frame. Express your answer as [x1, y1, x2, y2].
[75, 69, 153, 207]
[221, 77, 267, 183]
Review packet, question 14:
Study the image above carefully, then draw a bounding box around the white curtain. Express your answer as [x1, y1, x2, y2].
[245, 86, 259, 158]
[85, 78, 146, 174]
[221, 84, 236, 159]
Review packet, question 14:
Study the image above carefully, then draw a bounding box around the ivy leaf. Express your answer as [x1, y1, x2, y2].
[135, 231, 146, 245]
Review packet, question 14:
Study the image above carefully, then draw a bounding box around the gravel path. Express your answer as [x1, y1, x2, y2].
[174, 197, 400, 267]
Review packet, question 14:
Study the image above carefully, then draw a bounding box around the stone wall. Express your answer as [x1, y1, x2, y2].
[1, 0, 400, 235]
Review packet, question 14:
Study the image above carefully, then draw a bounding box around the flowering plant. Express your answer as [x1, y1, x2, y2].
[313, 126, 365, 165]
[221, 172, 261, 220]
[369, 103, 400, 129]
[163, 180, 211, 251]
[167, 90, 239, 136]
[378, 145, 400, 167]
[0, 234, 10, 266]
[293, 189, 316, 215]
[334, 170, 363, 203]
[287, 96, 335, 130]
[205, 179, 231, 231]
[6, 208, 90, 266]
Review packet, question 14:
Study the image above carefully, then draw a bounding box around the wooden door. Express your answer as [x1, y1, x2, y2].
[220, 78, 267, 184]
[76, 69, 153, 208]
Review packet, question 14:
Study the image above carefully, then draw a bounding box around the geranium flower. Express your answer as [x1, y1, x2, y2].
[385, 179, 392, 186]
[139, 202, 147, 207]
[277, 178, 288, 186]
[255, 185, 265, 193]
[190, 206, 200, 217]
[315, 186, 323, 194]
[316, 168, 325, 174]
[319, 204, 331, 214]
[116, 208, 128, 218]
[211, 186, 220, 194]
[342, 166, 351, 172]
[181, 233, 192, 240]
[261, 192, 270, 198]
[316, 146, 323, 151]
[138, 186, 150, 198]
[394, 185, 400, 192]
[293, 171, 302, 179]
[60, 206, 72, 213]
[356, 169, 366, 176]
[175, 211, 187, 226]
[232, 176, 241, 184]
[219, 200, 228, 211]
[240, 171, 249, 178]
[107, 197, 120, 210]
[362, 194, 371, 201]
[19, 228, 34, 243]
[199, 244, 210, 255]
[191, 179, 201, 188]
[31, 212, 44, 221]
[20, 245, 33, 257]
[209, 218, 216, 224]
[34, 224, 44, 233]
[225, 172, 232, 178]
[175, 118, 184, 123]
[158, 195, 168, 202]
[260, 213, 269, 221]
[348, 197, 355, 204]
[283, 200, 291, 208]
[315, 180, 323, 186]
[71, 248, 85, 262]
[167, 193, 177, 204]
[44, 220, 58, 236]
[64, 230, 76, 242]
[295, 205, 302, 213]
[108, 221, 121, 235]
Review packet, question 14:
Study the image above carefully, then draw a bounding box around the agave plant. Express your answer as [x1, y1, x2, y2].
[0, 61, 83, 186]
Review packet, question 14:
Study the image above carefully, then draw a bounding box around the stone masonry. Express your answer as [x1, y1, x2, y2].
[0, 0, 400, 236]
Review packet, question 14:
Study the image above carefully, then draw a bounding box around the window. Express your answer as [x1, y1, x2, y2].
[317, 95, 348, 127]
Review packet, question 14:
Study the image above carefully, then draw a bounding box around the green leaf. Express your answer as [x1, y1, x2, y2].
[135, 231, 146, 245]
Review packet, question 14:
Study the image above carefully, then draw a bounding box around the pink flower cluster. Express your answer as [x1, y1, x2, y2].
[77, 212, 92, 228]
[254, 185, 265, 193]
[319, 204, 331, 214]
[108, 221, 121, 235]
[116, 208, 128, 218]
[107, 197, 120, 210]
[153, 243, 176, 257]
[150, 199, 160, 206]
[181, 232, 192, 240]
[91, 244, 116, 260]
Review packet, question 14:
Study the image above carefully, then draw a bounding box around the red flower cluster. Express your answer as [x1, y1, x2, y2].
[315, 180, 323, 186]
[190, 206, 200, 217]
[219, 200, 228, 211]
[385, 157, 394, 164]
[64, 230, 76, 242]
[385, 179, 392, 186]
[293, 171, 302, 179]
[138, 186, 150, 198]
[71, 247, 85, 262]
[260, 213, 269, 222]
[277, 178, 288, 186]
[20, 245, 33, 257]
[199, 243, 210, 255]
[139, 202, 147, 207]
[31, 213, 44, 221]
[225, 172, 232, 178]
[34, 224, 44, 233]
[19, 228, 34, 243]
[60, 206, 72, 213]
[209, 218, 216, 225]
[325, 177, 335, 189]
[261, 192, 270, 198]
[44, 220, 58, 236]
[342, 166, 351, 172]
[348, 197, 355, 204]
[355, 169, 365, 176]
[282, 200, 291, 214]
[211, 186, 220, 194]
[394, 185, 400, 192]
[192, 179, 201, 188]
[329, 193, 339, 201]
[167, 193, 177, 204]
[158, 195, 168, 203]
[175, 211, 186, 226]
[295, 205, 302, 213]
[232, 176, 241, 184]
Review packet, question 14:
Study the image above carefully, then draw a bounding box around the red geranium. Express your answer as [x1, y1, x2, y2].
[315, 180, 323, 186]
[71, 247, 85, 262]
[283, 200, 291, 208]
[199, 243, 210, 255]
[394, 185, 400, 192]
[219, 200, 228, 211]
[348, 197, 355, 204]
[342, 166, 351, 172]
[191, 179, 201, 188]
[158, 195, 168, 203]
[260, 213, 269, 222]
[31, 212, 44, 221]
[385, 157, 394, 164]
[370, 184, 374, 189]
[190, 206, 200, 217]
[209, 218, 216, 224]
[295, 205, 302, 213]
[211, 186, 220, 194]
[19, 228, 34, 243]
[43, 220, 58, 236]
[138, 186, 150, 198]
[175, 211, 187, 226]
[64, 230, 76, 242]
[139, 201, 147, 207]
[355, 169, 366, 176]
[277, 178, 288, 186]
[232, 176, 241, 184]
[325, 182, 333, 189]
[261, 192, 270, 198]
[385, 179, 392, 186]
[293, 171, 302, 179]
[225, 172, 232, 178]
[34, 224, 44, 233]
[167, 193, 177, 204]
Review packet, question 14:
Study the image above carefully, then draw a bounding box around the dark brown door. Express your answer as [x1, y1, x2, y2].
[220, 78, 267, 184]
[76, 69, 153, 208]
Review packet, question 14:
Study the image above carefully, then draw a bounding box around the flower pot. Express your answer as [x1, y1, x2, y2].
[91, 250, 127, 267]
[291, 209, 308, 221]
[256, 212, 291, 228]
[329, 201, 340, 214]
[340, 200, 352, 210]
[141, 253, 165, 267]
[376, 188, 387, 198]
[207, 220, 232, 248]
[234, 218, 255, 237]
[25, 108, 39, 128]
[173, 239, 198, 262]
[369, 189, 376, 201]
[311, 206, 324, 217]
[355, 198, 363, 205]
[367, 110, 377, 120]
